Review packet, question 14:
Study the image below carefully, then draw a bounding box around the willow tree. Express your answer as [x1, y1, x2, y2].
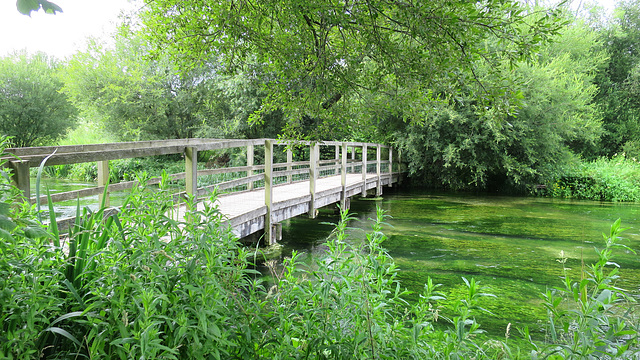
[139, 0, 567, 139]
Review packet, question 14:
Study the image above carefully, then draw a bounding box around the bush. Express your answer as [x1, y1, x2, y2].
[545, 154, 640, 201]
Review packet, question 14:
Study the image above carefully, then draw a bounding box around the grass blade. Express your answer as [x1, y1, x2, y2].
[35, 149, 57, 223]
[46, 188, 59, 247]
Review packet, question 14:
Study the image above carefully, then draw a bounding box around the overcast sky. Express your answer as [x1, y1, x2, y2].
[0, 0, 621, 60]
[0, 0, 139, 59]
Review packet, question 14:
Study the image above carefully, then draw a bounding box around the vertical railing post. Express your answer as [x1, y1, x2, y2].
[247, 143, 254, 190]
[361, 143, 367, 197]
[335, 144, 340, 176]
[340, 142, 347, 209]
[309, 142, 318, 218]
[398, 149, 403, 185]
[264, 139, 274, 245]
[97, 160, 110, 207]
[185, 146, 198, 199]
[376, 144, 382, 196]
[10, 160, 30, 202]
[388, 147, 393, 188]
[286, 146, 293, 184]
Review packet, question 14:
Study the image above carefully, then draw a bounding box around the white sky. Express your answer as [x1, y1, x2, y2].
[0, 0, 139, 59]
[0, 0, 621, 60]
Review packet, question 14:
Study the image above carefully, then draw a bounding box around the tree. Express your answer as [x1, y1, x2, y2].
[62, 31, 284, 141]
[592, 0, 640, 157]
[139, 0, 567, 139]
[62, 34, 214, 141]
[0, 52, 77, 148]
[392, 19, 605, 190]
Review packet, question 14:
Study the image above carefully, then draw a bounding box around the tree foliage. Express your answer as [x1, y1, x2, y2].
[0, 52, 77, 148]
[62, 30, 286, 141]
[593, 0, 640, 157]
[140, 0, 567, 139]
[393, 19, 605, 190]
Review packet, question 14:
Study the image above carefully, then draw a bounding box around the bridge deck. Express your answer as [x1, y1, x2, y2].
[174, 172, 395, 239]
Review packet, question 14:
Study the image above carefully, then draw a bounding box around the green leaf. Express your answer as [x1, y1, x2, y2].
[0, 228, 14, 241]
[24, 225, 52, 240]
[16, 0, 62, 15]
[0, 214, 16, 232]
[16, 0, 39, 15]
[42, 327, 82, 347]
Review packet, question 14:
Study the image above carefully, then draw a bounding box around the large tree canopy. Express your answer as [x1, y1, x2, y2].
[140, 0, 567, 138]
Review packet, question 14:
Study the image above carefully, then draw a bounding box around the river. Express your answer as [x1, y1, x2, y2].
[275, 187, 640, 337]
[39, 179, 640, 337]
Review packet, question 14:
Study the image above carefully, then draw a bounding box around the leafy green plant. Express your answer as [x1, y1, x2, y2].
[526, 219, 639, 359]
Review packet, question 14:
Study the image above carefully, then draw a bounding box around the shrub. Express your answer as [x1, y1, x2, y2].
[545, 154, 640, 201]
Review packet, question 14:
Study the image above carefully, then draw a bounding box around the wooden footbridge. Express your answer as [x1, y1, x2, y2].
[4, 139, 400, 244]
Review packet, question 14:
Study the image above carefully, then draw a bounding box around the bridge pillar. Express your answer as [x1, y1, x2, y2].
[264, 139, 274, 245]
[361, 144, 367, 197]
[309, 142, 318, 218]
[271, 223, 282, 243]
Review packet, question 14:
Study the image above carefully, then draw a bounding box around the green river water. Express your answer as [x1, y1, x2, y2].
[40, 179, 640, 338]
[276, 187, 640, 338]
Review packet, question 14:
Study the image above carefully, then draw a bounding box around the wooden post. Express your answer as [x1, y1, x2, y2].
[340, 142, 347, 209]
[97, 160, 110, 207]
[10, 160, 30, 202]
[185, 146, 198, 199]
[286, 146, 293, 184]
[264, 139, 274, 245]
[309, 142, 318, 218]
[376, 144, 382, 196]
[388, 147, 393, 188]
[398, 149, 403, 185]
[361, 144, 367, 197]
[247, 143, 254, 190]
[335, 144, 340, 176]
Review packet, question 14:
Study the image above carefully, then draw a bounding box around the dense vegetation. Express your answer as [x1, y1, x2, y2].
[1, 138, 638, 358]
[3, 1, 640, 357]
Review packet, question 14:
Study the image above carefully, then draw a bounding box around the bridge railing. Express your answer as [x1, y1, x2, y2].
[2, 138, 399, 238]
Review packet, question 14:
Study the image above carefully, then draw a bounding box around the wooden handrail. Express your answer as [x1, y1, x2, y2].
[4, 138, 399, 242]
